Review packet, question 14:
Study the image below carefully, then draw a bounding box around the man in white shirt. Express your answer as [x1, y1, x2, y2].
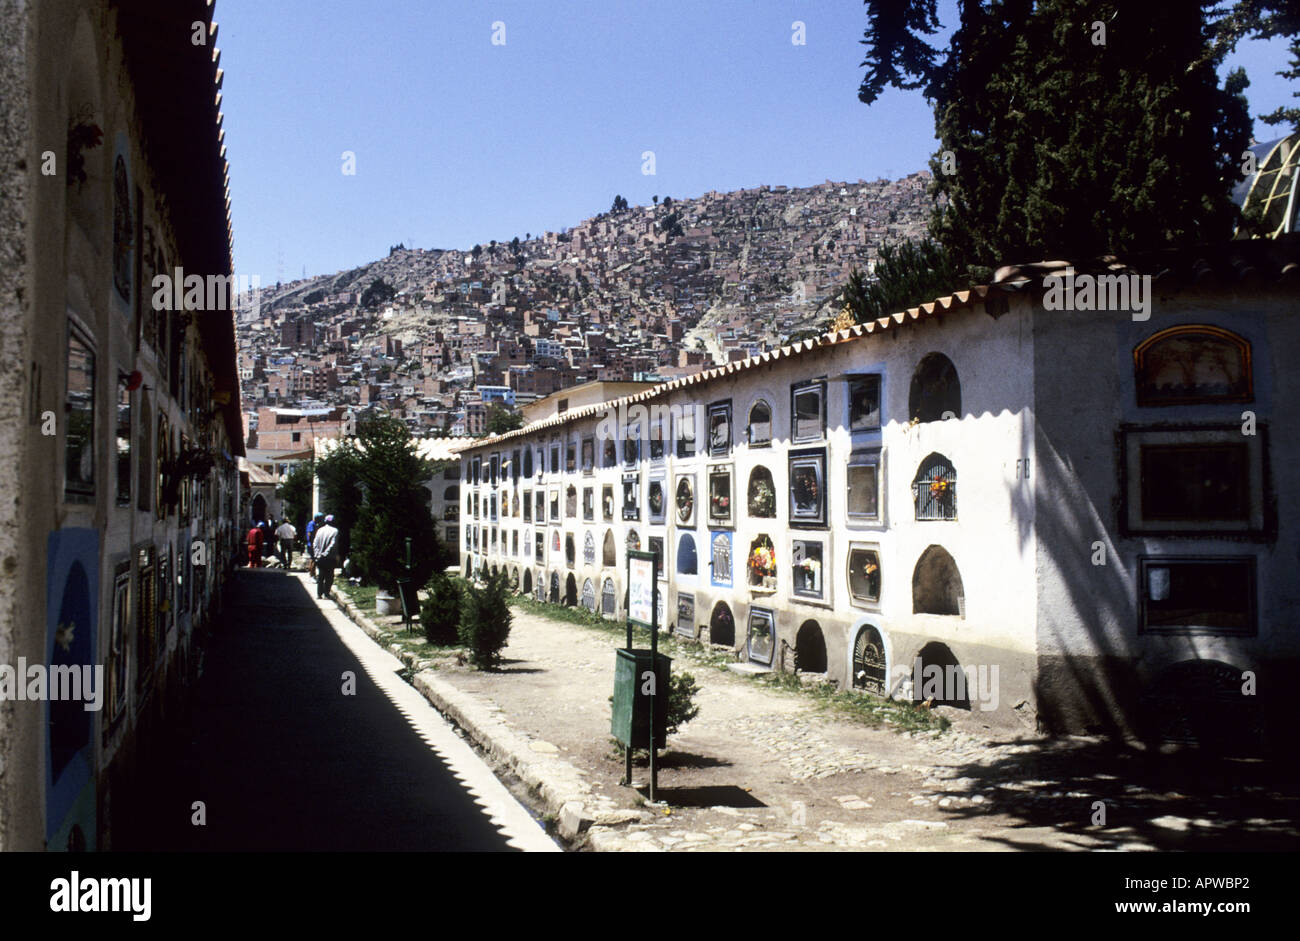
[275, 518, 297, 569]
[311, 515, 340, 599]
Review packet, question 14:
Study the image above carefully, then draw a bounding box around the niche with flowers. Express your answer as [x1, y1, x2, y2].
[747, 534, 777, 592]
[912, 453, 956, 521]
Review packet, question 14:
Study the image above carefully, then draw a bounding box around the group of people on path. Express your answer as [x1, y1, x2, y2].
[245, 518, 297, 569]
[246, 512, 340, 600]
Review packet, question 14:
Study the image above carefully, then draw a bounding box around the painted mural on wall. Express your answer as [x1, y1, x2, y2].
[46, 528, 100, 850]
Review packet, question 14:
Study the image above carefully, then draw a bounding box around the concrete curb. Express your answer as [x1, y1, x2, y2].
[329, 587, 643, 848]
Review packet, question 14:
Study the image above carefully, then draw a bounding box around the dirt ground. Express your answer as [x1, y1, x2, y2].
[397, 606, 1300, 852]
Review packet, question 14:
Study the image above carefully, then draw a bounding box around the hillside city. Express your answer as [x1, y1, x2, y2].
[236, 173, 932, 447]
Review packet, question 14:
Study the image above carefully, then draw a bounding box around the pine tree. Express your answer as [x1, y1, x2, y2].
[347, 415, 440, 592]
[858, 0, 1254, 272]
[459, 569, 512, 670]
[835, 239, 964, 326]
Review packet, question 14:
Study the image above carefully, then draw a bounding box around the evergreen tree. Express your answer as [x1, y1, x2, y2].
[485, 404, 525, 435]
[347, 415, 440, 593]
[835, 239, 964, 326]
[458, 569, 512, 670]
[1212, 1, 1300, 130]
[315, 444, 364, 559]
[421, 571, 463, 646]
[277, 461, 315, 534]
[858, 1, 1253, 271]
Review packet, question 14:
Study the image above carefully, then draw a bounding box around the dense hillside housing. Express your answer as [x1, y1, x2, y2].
[455, 236, 1300, 749]
[0, 0, 244, 849]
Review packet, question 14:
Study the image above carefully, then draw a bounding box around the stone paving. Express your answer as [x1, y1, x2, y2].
[329, 583, 1300, 853]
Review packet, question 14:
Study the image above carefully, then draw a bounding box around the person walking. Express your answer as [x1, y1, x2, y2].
[259, 520, 275, 567]
[312, 514, 340, 599]
[246, 523, 264, 568]
[305, 512, 323, 577]
[275, 518, 297, 570]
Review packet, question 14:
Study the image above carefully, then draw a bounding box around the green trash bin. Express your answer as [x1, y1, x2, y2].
[611, 648, 671, 751]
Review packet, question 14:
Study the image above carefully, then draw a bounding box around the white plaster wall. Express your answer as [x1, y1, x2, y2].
[460, 293, 1040, 714]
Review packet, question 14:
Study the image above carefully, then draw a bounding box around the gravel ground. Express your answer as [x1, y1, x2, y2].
[362, 600, 1300, 852]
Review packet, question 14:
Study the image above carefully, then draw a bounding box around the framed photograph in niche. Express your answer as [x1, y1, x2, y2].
[648, 474, 666, 524]
[675, 473, 696, 527]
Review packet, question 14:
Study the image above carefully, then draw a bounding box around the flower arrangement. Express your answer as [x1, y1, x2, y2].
[796, 557, 821, 576]
[748, 541, 776, 581]
[748, 477, 776, 517]
[649, 484, 663, 514]
[928, 477, 951, 496]
[711, 492, 730, 516]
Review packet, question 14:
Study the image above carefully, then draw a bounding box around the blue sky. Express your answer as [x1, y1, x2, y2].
[216, 0, 1297, 283]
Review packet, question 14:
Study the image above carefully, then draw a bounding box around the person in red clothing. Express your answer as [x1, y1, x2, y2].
[247, 524, 264, 568]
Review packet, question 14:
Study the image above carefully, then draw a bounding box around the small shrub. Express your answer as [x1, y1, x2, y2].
[665, 671, 701, 736]
[458, 569, 513, 670]
[421, 572, 463, 647]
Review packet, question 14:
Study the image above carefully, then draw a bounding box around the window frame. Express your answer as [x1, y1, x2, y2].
[1119, 424, 1268, 537]
[1137, 555, 1256, 636]
[788, 448, 827, 529]
[1133, 324, 1253, 407]
[847, 373, 882, 434]
[674, 472, 696, 528]
[790, 378, 827, 444]
[676, 407, 697, 458]
[622, 472, 641, 521]
[790, 536, 827, 603]
[707, 400, 732, 457]
[648, 473, 666, 525]
[64, 320, 97, 503]
[847, 542, 883, 609]
[707, 463, 734, 527]
[746, 607, 776, 666]
[847, 449, 882, 523]
[746, 398, 773, 448]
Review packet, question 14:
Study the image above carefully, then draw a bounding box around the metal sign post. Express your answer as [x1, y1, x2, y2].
[618, 547, 663, 802]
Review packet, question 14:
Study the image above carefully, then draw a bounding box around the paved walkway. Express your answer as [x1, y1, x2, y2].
[343, 595, 1300, 852]
[124, 569, 557, 852]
